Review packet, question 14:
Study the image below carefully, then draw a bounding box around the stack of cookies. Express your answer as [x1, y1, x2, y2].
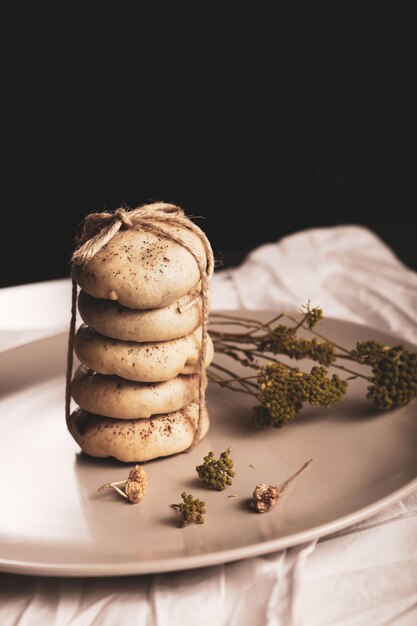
[66, 223, 213, 462]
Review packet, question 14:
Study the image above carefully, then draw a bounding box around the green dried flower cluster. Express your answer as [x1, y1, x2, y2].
[301, 303, 324, 329]
[253, 363, 347, 428]
[172, 492, 206, 527]
[351, 341, 417, 409]
[307, 366, 348, 405]
[196, 448, 235, 491]
[259, 325, 335, 366]
[350, 340, 391, 366]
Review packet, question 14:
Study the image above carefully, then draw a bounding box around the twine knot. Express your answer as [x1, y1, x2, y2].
[115, 208, 134, 229]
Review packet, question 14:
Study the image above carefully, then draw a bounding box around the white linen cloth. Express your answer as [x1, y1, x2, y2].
[1, 225, 416, 626]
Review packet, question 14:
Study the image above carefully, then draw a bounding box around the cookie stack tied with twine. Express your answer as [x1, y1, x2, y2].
[65, 202, 214, 462]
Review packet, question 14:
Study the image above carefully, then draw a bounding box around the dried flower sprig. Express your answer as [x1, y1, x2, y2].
[97, 465, 148, 503]
[252, 459, 313, 513]
[196, 447, 235, 491]
[171, 492, 206, 527]
[209, 303, 417, 427]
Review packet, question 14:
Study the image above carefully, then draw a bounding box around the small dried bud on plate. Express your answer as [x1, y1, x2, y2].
[171, 492, 206, 527]
[125, 465, 148, 503]
[196, 447, 235, 491]
[252, 484, 280, 513]
[97, 465, 148, 504]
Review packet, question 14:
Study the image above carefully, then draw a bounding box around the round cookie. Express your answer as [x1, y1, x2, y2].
[74, 325, 214, 383]
[67, 402, 210, 462]
[73, 225, 207, 309]
[72, 366, 203, 419]
[78, 288, 203, 343]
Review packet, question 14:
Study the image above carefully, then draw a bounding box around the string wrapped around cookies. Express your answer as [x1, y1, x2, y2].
[65, 202, 214, 462]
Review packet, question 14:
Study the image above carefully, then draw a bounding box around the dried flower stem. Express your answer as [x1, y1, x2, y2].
[279, 459, 313, 495]
[97, 481, 129, 499]
[283, 313, 351, 355]
[212, 334, 368, 381]
[210, 361, 256, 382]
[207, 374, 258, 397]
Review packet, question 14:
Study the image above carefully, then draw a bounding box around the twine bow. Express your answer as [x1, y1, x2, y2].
[66, 202, 214, 450]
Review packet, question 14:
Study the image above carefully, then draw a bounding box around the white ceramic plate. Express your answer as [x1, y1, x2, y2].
[0, 278, 71, 351]
[0, 314, 416, 577]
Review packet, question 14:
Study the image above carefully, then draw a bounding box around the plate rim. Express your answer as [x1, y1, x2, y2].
[0, 314, 416, 577]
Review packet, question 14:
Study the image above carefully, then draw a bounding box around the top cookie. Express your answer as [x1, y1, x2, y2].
[73, 223, 207, 309]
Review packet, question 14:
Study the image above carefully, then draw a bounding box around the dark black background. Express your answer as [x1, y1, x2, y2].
[3, 2, 417, 287]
